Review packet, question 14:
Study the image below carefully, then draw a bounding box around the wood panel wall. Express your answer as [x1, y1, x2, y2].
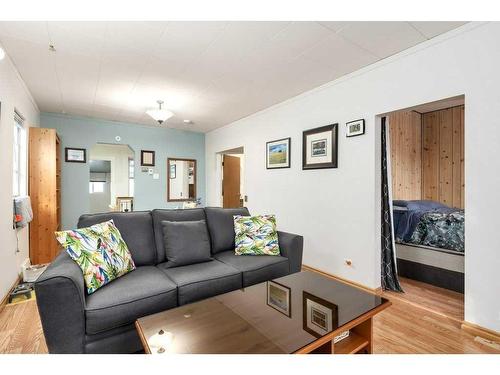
[389, 111, 422, 200]
[422, 106, 464, 208]
[389, 105, 464, 209]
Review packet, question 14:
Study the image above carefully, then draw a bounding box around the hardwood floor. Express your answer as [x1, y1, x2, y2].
[384, 277, 464, 322]
[0, 277, 497, 354]
[0, 299, 47, 354]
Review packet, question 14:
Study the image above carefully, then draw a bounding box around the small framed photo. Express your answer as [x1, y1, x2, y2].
[302, 124, 338, 169]
[266, 281, 291, 317]
[169, 164, 176, 179]
[302, 291, 338, 338]
[266, 137, 291, 169]
[346, 119, 365, 137]
[65, 147, 86, 163]
[141, 150, 155, 167]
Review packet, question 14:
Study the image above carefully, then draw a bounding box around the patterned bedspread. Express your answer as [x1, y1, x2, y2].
[409, 210, 465, 252]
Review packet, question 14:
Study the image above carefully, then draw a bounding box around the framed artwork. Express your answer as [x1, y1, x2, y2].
[116, 197, 134, 212]
[346, 119, 365, 137]
[266, 137, 291, 169]
[141, 150, 155, 167]
[169, 164, 176, 179]
[266, 281, 292, 317]
[302, 124, 338, 169]
[302, 291, 338, 338]
[65, 147, 86, 163]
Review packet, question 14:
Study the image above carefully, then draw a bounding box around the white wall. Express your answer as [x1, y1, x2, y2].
[206, 22, 500, 332]
[0, 44, 40, 300]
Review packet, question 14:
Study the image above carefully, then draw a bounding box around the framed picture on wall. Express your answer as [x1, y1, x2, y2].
[346, 119, 365, 137]
[302, 124, 338, 169]
[266, 137, 291, 169]
[65, 147, 86, 163]
[141, 150, 155, 166]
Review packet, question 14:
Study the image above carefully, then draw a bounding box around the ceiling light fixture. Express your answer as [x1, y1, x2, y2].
[146, 100, 174, 125]
[183, 119, 193, 124]
[0, 47, 5, 60]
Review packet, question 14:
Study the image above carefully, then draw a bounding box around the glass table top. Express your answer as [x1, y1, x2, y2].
[137, 270, 389, 354]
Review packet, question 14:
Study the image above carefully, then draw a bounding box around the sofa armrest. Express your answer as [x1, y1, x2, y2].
[277, 231, 303, 274]
[35, 251, 86, 353]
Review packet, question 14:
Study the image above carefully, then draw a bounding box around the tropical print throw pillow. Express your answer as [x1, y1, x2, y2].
[233, 215, 280, 256]
[55, 220, 136, 294]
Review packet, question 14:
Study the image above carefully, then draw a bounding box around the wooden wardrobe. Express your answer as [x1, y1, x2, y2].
[29, 128, 61, 264]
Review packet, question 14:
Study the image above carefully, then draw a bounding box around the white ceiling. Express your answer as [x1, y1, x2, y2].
[0, 21, 467, 132]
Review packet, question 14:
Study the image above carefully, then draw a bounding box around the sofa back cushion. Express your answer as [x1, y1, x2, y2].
[152, 208, 207, 263]
[161, 220, 212, 268]
[78, 211, 157, 266]
[205, 207, 250, 254]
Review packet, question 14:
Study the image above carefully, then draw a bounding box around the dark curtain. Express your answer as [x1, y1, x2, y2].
[381, 117, 403, 292]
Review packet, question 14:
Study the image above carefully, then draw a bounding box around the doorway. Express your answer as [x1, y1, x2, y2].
[219, 147, 245, 208]
[382, 95, 465, 322]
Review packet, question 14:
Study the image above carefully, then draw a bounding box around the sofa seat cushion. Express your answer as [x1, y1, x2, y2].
[157, 260, 242, 305]
[85, 266, 177, 334]
[214, 251, 290, 287]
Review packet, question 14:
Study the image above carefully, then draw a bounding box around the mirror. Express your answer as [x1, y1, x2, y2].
[167, 158, 196, 202]
[89, 143, 135, 212]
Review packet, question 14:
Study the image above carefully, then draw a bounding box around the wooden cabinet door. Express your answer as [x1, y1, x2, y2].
[29, 128, 59, 264]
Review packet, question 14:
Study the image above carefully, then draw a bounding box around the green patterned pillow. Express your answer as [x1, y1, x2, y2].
[55, 220, 136, 294]
[233, 215, 280, 256]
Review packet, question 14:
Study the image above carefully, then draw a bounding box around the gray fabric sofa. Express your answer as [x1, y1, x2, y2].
[35, 207, 303, 354]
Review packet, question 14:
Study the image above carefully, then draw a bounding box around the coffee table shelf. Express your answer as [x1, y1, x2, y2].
[333, 332, 369, 354]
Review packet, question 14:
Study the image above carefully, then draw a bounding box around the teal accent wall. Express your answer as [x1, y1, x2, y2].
[41, 113, 205, 229]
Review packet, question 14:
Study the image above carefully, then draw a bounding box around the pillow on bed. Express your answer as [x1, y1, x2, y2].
[406, 200, 448, 211]
[393, 200, 448, 210]
[393, 200, 410, 207]
[393, 205, 408, 211]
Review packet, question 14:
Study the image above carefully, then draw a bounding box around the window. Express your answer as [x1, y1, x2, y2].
[129, 158, 135, 197]
[12, 111, 26, 197]
[89, 181, 105, 194]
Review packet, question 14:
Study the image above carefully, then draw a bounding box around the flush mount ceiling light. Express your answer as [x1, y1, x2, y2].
[146, 100, 174, 125]
[0, 47, 5, 60]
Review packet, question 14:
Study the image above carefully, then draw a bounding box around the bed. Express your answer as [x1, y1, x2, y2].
[392, 200, 465, 292]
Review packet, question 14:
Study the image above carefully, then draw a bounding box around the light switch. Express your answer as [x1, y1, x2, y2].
[153, 173, 159, 180]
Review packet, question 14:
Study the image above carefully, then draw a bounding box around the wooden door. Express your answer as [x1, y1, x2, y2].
[222, 155, 241, 208]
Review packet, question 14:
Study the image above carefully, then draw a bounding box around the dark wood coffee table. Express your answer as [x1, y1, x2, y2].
[135, 270, 390, 354]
